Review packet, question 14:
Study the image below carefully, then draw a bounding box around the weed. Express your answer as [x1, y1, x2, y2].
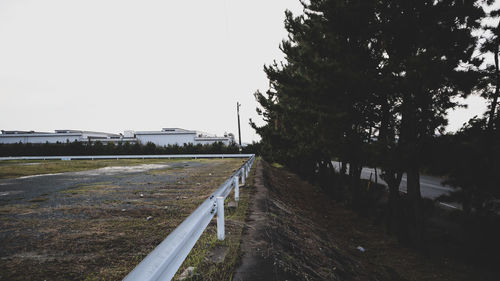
[271, 162, 284, 168]
[29, 197, 48, 203]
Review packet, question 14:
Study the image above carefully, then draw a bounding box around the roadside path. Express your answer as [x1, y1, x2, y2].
[233, 160, 278, 280]
[233, 160, 297, 281]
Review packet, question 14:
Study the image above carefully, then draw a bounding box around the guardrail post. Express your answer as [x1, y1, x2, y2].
[245, 164, 249, 178]
[234, 176, 239, 202]
[241, 169, 245, 186]
[216, 197, 225, 240]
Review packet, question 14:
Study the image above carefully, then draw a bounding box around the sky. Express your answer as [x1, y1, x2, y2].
[0, 1, 493, 142]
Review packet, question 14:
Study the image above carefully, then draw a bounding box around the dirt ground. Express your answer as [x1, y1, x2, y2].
[233, 160, 498, 281]
[0, 158, 246, 280]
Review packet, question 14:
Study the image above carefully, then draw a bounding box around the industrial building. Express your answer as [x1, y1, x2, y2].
[134, 128, 234, 146]
[0, 130, 126, 144]
[0, 128, 234, 146]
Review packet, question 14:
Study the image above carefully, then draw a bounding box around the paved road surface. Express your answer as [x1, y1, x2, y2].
[332, 161, 458, 208]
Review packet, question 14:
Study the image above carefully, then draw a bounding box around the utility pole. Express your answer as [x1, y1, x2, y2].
[237, 102, 242, 147]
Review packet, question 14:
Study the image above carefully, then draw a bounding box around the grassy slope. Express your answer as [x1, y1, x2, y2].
[259, 161, 497, 281]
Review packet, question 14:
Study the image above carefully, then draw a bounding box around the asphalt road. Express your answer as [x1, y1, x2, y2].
[332, 161, 458, 208]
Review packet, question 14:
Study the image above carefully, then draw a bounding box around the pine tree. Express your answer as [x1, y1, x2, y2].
[252, 0, 484, 249]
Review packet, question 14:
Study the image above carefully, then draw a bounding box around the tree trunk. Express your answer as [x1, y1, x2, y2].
[407, 165, 425, 249]
[385, 171, 404, 238]
[462, 188, 472, 215]
[327, 159, 335, 177]
[379, 96, 404, 237]
[488, 24, 500, 130]
[349, 161, 362, 210]
[340, 162, 347, 175]
[402, 94, 425, 250]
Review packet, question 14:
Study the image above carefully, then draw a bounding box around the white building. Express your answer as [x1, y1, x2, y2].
[134, 128, 234, 146]
[0, 130, 129, 144]
[0, 128, 233, 146]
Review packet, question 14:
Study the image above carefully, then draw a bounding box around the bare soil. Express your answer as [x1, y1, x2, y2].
[0, 158, 246, 280]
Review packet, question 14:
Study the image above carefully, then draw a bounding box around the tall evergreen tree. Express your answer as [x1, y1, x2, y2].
[377, 0, 483, 247]
[253, 0, 383, 197]
[479, 6, 500, 130]
[253, 0, 485, 249]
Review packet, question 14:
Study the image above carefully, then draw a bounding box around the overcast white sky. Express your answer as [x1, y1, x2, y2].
[0, 1, 492, 142]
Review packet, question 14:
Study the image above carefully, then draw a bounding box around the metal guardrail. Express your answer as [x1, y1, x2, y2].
[122, 155, 255, 281]
[0, 154, 254, 161]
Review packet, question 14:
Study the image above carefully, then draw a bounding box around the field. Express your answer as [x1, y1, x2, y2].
[0, 158, 207, 179]
[0, 158, 246, 280]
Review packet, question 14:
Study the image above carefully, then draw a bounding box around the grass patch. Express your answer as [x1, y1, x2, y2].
[28, 197, 48, 203]
[271, 162, 284, 168]
[0, 204, 35, 214]
[60, 184, 120, 195]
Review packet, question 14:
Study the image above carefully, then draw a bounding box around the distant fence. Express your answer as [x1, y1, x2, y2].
[0, 154, 254, 161]
[122, 154, 255, 281]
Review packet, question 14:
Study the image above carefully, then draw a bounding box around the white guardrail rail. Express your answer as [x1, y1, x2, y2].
[121, 154, 255, 281]
[0, 154, 254, 161]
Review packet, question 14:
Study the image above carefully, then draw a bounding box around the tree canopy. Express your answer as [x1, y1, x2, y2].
[252, 0, 489, 248]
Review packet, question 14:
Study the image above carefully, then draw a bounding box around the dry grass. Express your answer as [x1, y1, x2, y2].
[259, 160, 496, 281]
[0, 158, 247, 281]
